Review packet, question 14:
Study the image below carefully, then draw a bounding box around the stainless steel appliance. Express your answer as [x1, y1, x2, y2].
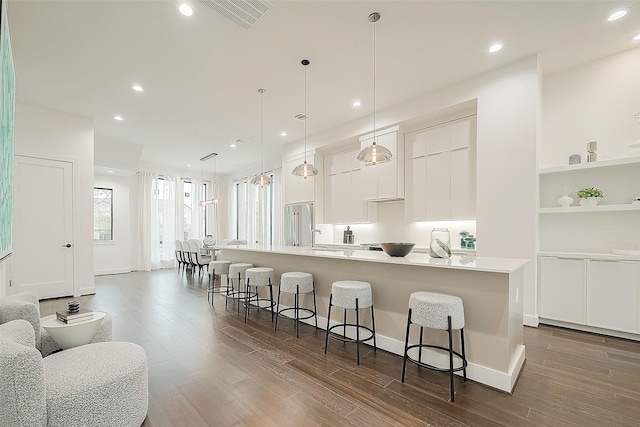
[284, 202, 314, 247]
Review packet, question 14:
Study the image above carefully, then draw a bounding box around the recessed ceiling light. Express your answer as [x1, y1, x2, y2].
[488, 43, 503, 53]
[113, 115, 123, 121]
[179, 4, 193, 17]
[608, 10, 628, 21]
[352, 101, 361, 107]
[280, 131, 287, 136]
[107, 170, 114, 174]
[132, 84, 143, 92]
[187, 164, 192, 167]
[634, 34, 640, 41]
[230, 143, 237, 148]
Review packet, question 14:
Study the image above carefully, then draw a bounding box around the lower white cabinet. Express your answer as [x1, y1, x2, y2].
[539, 257, 586, 324]
[539, 256, 640, 334]
[588, 260, 640, 333]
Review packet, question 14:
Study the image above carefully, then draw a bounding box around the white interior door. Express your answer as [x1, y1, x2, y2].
[11, 156, 73, 299]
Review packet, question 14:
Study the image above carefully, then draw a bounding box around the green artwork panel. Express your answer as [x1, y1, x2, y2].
[0, 0, 15, 258]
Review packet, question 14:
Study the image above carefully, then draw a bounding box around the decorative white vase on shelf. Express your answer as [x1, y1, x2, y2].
[558, 195, 574, 207]
[579, 197, 599, 207]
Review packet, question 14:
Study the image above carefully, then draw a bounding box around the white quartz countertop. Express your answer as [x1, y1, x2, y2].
[219, 244, 528, 274]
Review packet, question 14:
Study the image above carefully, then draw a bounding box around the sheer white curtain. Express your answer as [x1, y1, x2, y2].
[188, 178, 206, 240]
[272, 167, 283, 246]
[137, 173, 179, 271]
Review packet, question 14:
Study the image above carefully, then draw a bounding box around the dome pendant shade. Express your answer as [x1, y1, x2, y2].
[251, 172, 272, 188]
[292, 59, 319, 178]
[358, 11, 393, 167]
[357, 141, 393, 166]
[292, 160, 319, 179]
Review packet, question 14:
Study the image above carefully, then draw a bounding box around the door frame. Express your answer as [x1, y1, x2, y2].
[14, 150, 85, 297]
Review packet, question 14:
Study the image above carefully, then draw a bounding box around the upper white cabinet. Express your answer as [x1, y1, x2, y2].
[359, 126, 404, 201]
[283, 154, 316, 204]
[323, 148, 375, 224]
[404, 116, 477, 221]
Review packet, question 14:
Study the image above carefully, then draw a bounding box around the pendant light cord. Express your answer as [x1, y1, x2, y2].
[372, 14, 376, 144]
[304, 63, 308, 162]
[259, 88, 265, 174]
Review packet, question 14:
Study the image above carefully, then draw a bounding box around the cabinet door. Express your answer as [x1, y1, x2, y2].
[283, 158, 301, 204]
[588, 260, 640, 333]
[539, 257, 586, 324]
[450, 146, 476, 218]
[325, 151, 352, 175]
[424, 123, 450, 155]
[450, 116, 477, 150]
[405, 129, 426, 159]
[324, 173, 341, 224]
[425, 151, 451, 219]
[404, 156, 427, 220]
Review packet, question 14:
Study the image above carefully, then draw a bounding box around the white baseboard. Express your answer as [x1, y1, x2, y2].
[539, 318, 640, 342]
[285, 306, 521, 392]
[79, 286, 96, 296]
[523, 314, 539, 327]
[94, 268, 131, 276]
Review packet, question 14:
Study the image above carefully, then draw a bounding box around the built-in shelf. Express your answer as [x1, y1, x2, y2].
[538, 155, 640, 175]
[539, 204, 640, 213]
[538, 251, 640, 261]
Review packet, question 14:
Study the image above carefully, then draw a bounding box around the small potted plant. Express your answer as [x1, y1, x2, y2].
[576, 187, 603, 206]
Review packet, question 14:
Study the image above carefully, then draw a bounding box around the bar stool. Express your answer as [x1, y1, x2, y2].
[207, 260, 232, 305]
[227, 263, 254, 313]
[245, 267, 276, 323]
[324, 280, 377, 365]
[401, 291, 467, 402]
[275, 272, 318, 338]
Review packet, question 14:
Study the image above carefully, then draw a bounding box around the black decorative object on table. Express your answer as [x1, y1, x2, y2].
[67, 301, 80, 313]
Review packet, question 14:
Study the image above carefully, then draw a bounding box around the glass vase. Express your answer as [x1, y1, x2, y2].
[429, 228, 451, 259]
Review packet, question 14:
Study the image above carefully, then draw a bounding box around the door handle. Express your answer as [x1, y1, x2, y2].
[61, 244, 72, 248]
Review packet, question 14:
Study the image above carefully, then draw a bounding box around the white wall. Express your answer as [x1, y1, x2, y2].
[94, 174, 132, 275]
[542, 47, 640, 167]
[13, 103, 95, 296]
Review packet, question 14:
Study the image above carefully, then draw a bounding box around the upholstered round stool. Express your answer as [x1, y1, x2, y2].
[324, 280, 377, 365]
[275, 272, 318, 338]
[401, 291, 467, 402]
[227, 263, 254, 313]
[245, 267, 276, 323]
[207, 260, 232, 304]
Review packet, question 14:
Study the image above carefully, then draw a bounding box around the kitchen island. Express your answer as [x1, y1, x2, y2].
[219, 244, 528, 392]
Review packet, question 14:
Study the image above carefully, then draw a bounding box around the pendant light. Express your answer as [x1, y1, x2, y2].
[357, 12, 392, 166]
[199, 152, 219, 206]
[292, 59, 319, 179]
[251, 88, 272, 187]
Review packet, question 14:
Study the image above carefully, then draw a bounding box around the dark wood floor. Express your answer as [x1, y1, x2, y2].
[40, 269, 640, 426]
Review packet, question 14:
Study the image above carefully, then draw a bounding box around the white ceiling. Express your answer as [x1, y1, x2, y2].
[8, 0, 640, 175]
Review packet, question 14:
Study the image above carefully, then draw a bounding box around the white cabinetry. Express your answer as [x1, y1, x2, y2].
[283, 154, 315, 204]
[323, 148, 375, 224]
[539, 257, 586, 324]
[588, 260, 640, 333]
[539, 255, 640, 336]
[404, 116, 477, 221]
[359, 126, 404, 201]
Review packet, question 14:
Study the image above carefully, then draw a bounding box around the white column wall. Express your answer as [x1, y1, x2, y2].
[13, 103, 95, 296]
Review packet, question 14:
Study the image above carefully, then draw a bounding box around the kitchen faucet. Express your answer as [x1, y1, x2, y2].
[311, 228, 321, 247]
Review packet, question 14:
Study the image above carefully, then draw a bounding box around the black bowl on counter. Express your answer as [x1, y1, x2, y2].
[381, 243, 415, 257]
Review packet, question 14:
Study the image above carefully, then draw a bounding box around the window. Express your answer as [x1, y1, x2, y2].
[94, 188, 113, 240]
[232, 172, 275, 244]
[182, 180, 208, 240]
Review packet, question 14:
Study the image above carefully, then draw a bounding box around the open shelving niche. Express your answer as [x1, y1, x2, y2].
[538, 155, 640, 257]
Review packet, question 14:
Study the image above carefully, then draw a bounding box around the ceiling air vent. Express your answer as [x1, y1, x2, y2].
[294, 113, 309, 121]
[198, 0, 272, 30]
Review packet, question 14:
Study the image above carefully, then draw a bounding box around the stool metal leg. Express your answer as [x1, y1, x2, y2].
[274, 286, 282, 331]
[295, 285, 300, 338]
[324, 294, 333, 354]
[343, 308, 347, 343]
[448, 315, 455, 402]
[371, 303, 377, 353]
[418, 327, 424, 364]
[461, 327, 467, 381]
[401, 308, 412, 383]
[269, 279, 275, 322]
[312, 281, 318, 329]
[355, 298, 360, 365]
